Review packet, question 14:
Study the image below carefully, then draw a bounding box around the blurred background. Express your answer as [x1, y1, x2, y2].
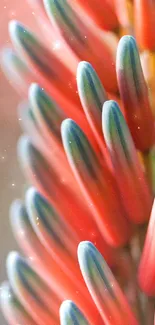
[0, 1, 37, 323]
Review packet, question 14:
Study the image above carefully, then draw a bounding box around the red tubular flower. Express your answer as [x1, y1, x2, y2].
[69, 0, 119, 31]
[134, 0, 155, 51]
[1, 1, 155, 324]
[138, 200, 155, 296]
[102, 100, 153, 223]
[116, 35, 155, 152]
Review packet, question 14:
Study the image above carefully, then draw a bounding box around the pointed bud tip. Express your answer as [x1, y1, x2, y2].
[9, 199, 23, 223]
[60, 300, 88, 325]
[118, 35, 137, 53]
[117, 35, 138, 70]
[77, 61, 92, 76]
[61, 118, 76, 137]
[6, 251, 21, 277]
[78, 241, 94, 262]
[17, 135, 32, 158]
[0, 48, 14, 63]
[25, 186, 38, 206]
[60, 300, 75, 314]
[29, 83, 41, 98]
[102, 99, 120, 123]
[77, 61, 95, 92]
[9, 20, 24, 40]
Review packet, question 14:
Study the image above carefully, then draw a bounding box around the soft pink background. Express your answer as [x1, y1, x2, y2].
[0, 1, 37, 323]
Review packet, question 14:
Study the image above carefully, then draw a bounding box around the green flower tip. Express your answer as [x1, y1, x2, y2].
[9, 20, 26, 42]
[61, 118, 76, 143]
[117, 35, 139, 71]
[60, 300, 89, 325]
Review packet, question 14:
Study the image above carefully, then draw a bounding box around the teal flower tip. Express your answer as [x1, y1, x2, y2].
[29, 83, 47, 112]
[77, 60, 107, 107]
[0, 47, 27, 81]
[29, 83, 41, 102]
[77, 61, 92, 92]
[77, 61, 107, 144]
[17, 135, 44, 176]
[9, 20, 27, 43]
[102, 99, 121, 132]
[61, 118, 75, 130]
[26, 187, 50, 211]
[25, 187, 52, 226]
[17, 135, 33, 162]
[60, 300, 89, 325]
[9, 199, 23, 225]
[8, 19, 19, 34]
[9, 200, 31, 236]
[78, 241, 112, 294]
[102, 99, 132, 157]
[6, 251, 20, 278]
[43, 0, 67, 14]
[61, 118, 77, 143]
[29, 83, 51, 109]
[0, 282, 10, 303]
[61, 118, 91, 162]
[60, 299, 74, 314]
[117, 34, 138, 54]
[119, 34, 137, 47]
[8, 251, 38, 281]
[1, 48, 14, 63]
[9, 20, 38, 57]
[20, 135, 41, 160]
[25, 186, 38, 206]
[29, 82, 66, 138]
[77, 241, 96, 270]
[117, 35, 139, 71]
[77, 61, 93, 79]
[6, 251, 44, 301]
[43, 0, 69, 24]
[0, 282, 32, 323]
[60, 300, 76, 322]
[78, 240, 93, 257]
[103, 99, 119, 114]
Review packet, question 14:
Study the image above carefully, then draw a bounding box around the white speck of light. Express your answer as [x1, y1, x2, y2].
[53, 40, 61, 51]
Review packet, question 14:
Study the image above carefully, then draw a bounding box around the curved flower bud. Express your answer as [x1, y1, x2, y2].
[9, 20, 80, 111]
[77, 61, 108, 157]
[138, 200, 155, 295]
[1, 48, 34, 95]
[60, 300, 90, 325]
[0, 282, 36, 325]
[102, 100, 152, 223]
[134, 0, 155, 51]
[6, 252, 60, 325]
[69, 0, 118, 31]
[62, 118, 131, 247]
[18, 136, 114, 260]
[116, 35, 155, 151]
[26, 188, 81, 282]
[43, 0, 117, 93]
[78, 241, 139, 325]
